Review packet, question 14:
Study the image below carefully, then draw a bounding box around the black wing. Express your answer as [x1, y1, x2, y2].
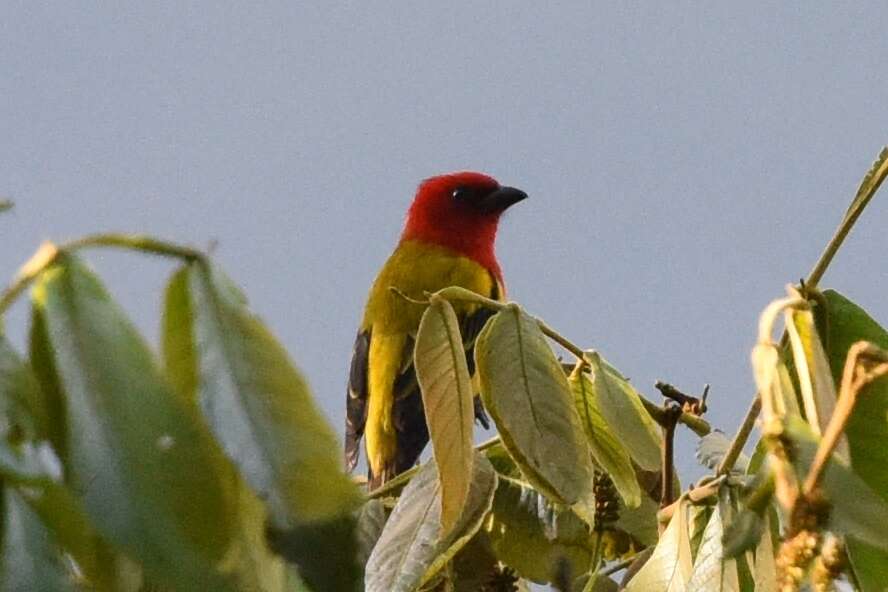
[344, 330, 370, 472]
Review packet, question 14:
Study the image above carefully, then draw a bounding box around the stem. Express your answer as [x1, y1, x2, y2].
[0, 234, 204, 317]
[659, 404, 682, 509]
[63, 233, 205, 260]
[641, 397, 711, 436]
[805, 147, 888, 289]
[716, 397, 762, 475]
[367, 436, 502, 499]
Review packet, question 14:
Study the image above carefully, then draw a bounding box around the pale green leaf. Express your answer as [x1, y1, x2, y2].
[585, 352, 661, 471]
[484, 475, 593, 584]
[570, 371, 640, 508]
[187, 263, 360, 526]
[365, 453, 497, 592]
[624, 498, 692, 592]
[415, 296, 475, 535]
[475, 305, 594, 510]
[752, 515, 777, 592]
[686, 490, 740, 592]
[696, 431, 748, 473]
[32, 256, 236, 590]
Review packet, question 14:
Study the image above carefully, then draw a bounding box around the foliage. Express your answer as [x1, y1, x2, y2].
[0, 147, 886, 591]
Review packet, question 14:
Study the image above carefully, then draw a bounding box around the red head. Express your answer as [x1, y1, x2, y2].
[401, 172, 527, 279]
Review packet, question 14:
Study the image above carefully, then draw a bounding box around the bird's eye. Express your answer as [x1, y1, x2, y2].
[451, 186, 471, 201]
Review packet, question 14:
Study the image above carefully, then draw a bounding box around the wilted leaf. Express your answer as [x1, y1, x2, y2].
[623, 498, 692, 592]
[785, 306, 847, 458]
[696, 431, 748, 473]
[570, 371, 641, 508]
[484, 474, 593, 584]
[686, 490, 740, 592]
[32, 256, 236, 590]
[365, 453, 497, 592]
[475, 305, 594, 511]
[585, 352, 661, 471]
[187, 263, 360, 526]
[0, 488, 76, 592]
[414, 296, 475, 534]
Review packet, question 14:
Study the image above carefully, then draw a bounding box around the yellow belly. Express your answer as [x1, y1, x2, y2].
[362, 240, 498, 479]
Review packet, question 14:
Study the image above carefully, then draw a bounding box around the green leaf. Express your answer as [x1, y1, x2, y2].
[355, 499, 387, 568]
[783, 417, 888, 553]
[623, 497, 693, 592]
[0, 487, 76, 592]
[365, 453, 497, 592]
[569, 371, 640, 508]
[818, 290, 888, 498]
[414, 296, 475, 535]
[161, 267, 198, 402]
[266, 514, 359, 592]
[585, 352, 661, 471]
[686, 490, 740, 592]
[187, 263, 360, 526]
[31, 255, 236, 590]
[475, 305, 594, 512]
[161, 266, 300, 592]
[0, 337, 39, 443]
[846, 538, 888, 592]
[484, 475, 593, 584]
[614, 488, 659, 547]
[0, 200, 12, 213]
[721, 509, 763, 559]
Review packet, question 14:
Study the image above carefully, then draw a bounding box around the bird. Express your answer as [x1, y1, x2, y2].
[345, 171, 527, 489]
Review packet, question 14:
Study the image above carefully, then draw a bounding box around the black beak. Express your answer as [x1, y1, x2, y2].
[478, 186, 528, 213]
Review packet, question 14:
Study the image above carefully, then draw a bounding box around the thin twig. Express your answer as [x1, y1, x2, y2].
[659, 403, 683, 512]
[641, 397, 711, 436]
[657, 475, 727, 523]
[655, 381, 709, 415]
[367, 436, 502, 499]
[0, 234, 205, 316]
[716, 397, 762, 476]
[803, 341, 888, 493]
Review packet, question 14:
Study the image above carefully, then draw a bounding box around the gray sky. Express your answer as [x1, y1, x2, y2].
[2, 3, 887, 483]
